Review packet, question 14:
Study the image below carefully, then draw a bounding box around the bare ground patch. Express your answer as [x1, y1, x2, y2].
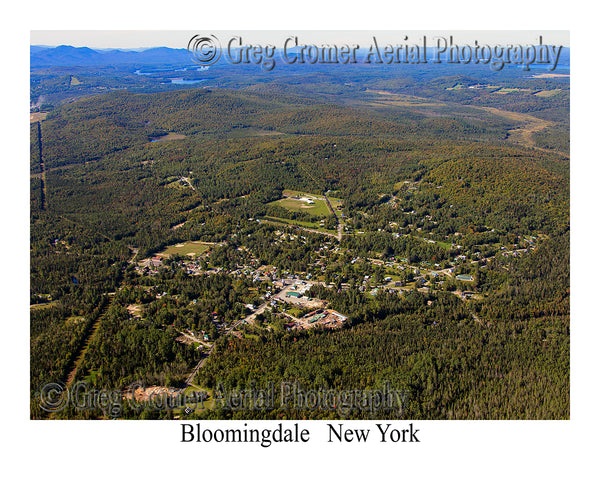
[126, 304, 143, 318]
[30, 112, 48, 123]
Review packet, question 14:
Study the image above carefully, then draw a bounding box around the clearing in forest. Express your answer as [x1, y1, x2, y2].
[157, 241, 212, 258]
[270, 190, 342, 217]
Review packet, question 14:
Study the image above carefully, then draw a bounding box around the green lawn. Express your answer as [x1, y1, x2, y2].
[435, 240, 453, 250]
[262, 216, 337, 234]
[286, 306, 304, 317]
[268, 190, 343, 217]
[158, 241, 211, 257]
[412, 235, 453, 250]
[273, 197, 331, 216]
[269, 191, 331, 217]
[30, 301, 57, 310]
[383, 270, 404, 281]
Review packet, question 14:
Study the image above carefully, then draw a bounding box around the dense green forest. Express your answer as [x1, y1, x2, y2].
[30, 70, 569, 420]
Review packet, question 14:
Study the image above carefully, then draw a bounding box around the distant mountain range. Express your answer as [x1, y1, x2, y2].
[31, 44, 570, 70]
[30, 45, 193, 68]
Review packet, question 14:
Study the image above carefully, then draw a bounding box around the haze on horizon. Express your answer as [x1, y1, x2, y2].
[31, 30, 570, 50]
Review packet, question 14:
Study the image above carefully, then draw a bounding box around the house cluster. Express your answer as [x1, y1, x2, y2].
[284, 308, 348, 331]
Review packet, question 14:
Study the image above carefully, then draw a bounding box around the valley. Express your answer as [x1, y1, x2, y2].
[30, 51, 570, 420]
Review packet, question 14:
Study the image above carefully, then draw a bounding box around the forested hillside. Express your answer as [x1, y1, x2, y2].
[30, 78, 569, 419]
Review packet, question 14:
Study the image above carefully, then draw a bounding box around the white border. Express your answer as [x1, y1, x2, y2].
[4, 1, 597, 477]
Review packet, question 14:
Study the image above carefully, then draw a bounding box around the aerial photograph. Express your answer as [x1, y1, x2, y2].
[30, 30, 570, 421]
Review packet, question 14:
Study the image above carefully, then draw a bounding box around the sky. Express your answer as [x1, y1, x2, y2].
[30, 30, 570, 50]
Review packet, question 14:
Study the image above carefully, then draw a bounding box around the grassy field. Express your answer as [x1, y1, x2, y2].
[363, 89, 445, 107]
[383, 271, 405, 281]
[262, 216, 337, 234]
[285, 306, 304, 317]
[269, 190, 343, 217]
[271, 197, 330, 216]
[446, 84, 500, 91]
[164, 180, 187, 190]
[492, 87, 532, 94]
[534, 89, 562, 97]
[149, 133, 186, 143]
[412, 235, 453, 250]
[157, 241, 211, 257]
[30, 301, 57, 310]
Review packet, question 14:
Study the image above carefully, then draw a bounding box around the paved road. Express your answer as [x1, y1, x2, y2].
[182, 344, 215, 388]
[322, 190, 344, 241]
[238, 301, 269, 325]
[181, 310, 253, 390]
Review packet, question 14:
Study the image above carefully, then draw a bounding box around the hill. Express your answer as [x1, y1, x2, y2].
[30, 83, 569, 420]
